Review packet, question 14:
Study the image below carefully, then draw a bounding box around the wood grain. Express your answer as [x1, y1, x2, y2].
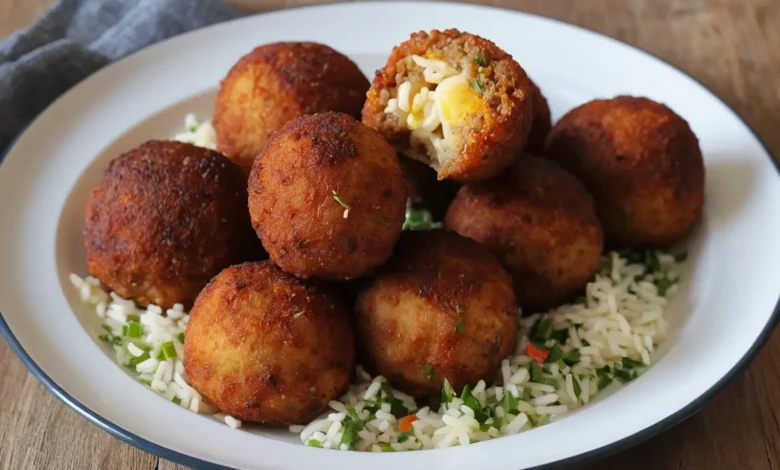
[1, 0, 779, 469]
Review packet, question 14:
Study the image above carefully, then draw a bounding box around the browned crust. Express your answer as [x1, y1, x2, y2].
[183, 261, 355, 424]
[248, 112, 407, 280]
[524, 78, 552, 155]
[361, 29, 533, 182]
[214, 42, 370, 174]
[544, 96, 705, 248]
[83, 140, 259, 308]
[445, 155, 604, 312]
[354, 230, 517, 397]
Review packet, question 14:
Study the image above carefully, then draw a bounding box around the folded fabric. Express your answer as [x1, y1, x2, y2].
[0, 0, 242, 153]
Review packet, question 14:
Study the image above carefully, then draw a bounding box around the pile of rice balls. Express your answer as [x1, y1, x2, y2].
[80, 30, 704, 448]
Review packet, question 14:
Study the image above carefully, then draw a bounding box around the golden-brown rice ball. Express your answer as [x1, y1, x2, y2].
[524, 78, 552, 155]
[354, 230, 517, 398]
[445, 155, 603, 313]
[362, 29, 533, 182]
[83, 140, 257, 309]
[213, 42, 370, 174]
[248, 112, 407, 280]
[183, 261, 355, 424]
[544, 96, 705, 248]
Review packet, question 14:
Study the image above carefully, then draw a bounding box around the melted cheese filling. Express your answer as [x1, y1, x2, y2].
[385, 55, 486, 166]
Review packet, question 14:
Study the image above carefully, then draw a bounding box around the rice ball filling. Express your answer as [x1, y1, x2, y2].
[384, 55, 487, 167]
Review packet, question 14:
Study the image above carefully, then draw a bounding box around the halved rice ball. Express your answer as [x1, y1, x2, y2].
[362, 29, 534, 182]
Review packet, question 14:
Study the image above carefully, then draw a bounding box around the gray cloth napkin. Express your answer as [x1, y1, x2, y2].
[0, 0, 243, 153]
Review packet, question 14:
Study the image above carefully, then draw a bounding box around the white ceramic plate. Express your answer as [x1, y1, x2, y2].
[1, 2, 779, 469]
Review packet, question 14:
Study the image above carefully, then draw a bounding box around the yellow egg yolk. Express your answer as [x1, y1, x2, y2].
[435, 75, 487, 125]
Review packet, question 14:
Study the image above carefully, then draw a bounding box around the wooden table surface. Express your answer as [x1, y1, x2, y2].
[1, 0, 779, 469]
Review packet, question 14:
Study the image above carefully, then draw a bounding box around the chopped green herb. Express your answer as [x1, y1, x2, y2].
[340, 422, 357, 449]
[155, 349, 166, 361]
[470, 77, 484, 93]
[573, 295, 587, 305]
[522, 387, 532, 401]
[378, 443, 395, 452]
[551, 328, 569, 344]
[563, 349, 581, 366]
[528, 413, 550, 426]
[307, 439, 323, 448]
[332, 191, 351, 210]
[572, 377, 582, 397]
[501, 390, 518, 415]
[545, 344, 564, 363]
[596, 367, 613, 390]
[622, 357, 645, 369]
[423, 362, 435, 383]
[655, 277, 673, 296]
[581, 339, 590, 347]
[172, 396, 182, 405]
[129, 351, 150, 367]
[530, 316, 553, 343]
[177, 332, 185, 343]
[479, 422, 492, 432]
[644, 249, 661, 272]
[345, 407, 364, 431]
[441, 379, 455, 403]
[474, 53, 488, 67]
[397, 431, 413, 443]
[403, 207, 442, 231]
[123, 322, 142, 338]
[454, 320, 465, 334]
[675, 252, 689, 262]
[460, 385, 488, 423]
[161, 341, 177, 359]
[529, 361, 545, 383]
[139, 378, 152, 386]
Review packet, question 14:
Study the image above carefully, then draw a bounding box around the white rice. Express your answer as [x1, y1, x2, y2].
[70, 273, 241, 429]
[172, 113, 217, 149]
[293, 250, 683, 451]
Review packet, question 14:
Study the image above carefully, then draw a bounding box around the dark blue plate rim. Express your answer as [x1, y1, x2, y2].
[1, 2, 778, 469]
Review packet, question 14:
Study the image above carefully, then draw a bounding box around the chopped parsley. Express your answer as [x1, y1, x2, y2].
[644, 249, 661, 272]
[474, 53, 488, 67]
[470, 77, 484, 93]
[441, 379, 456, 403]
[596, 367, 613, 390]
[403, 207, 442, 231]
[545, 344, 563, 363]
[529, 316, 553, 343]
[562, 349, 581, 366]
[423, 362, 435, 383]
[655, 277, 673, 296]
[332, 191, 351, 210]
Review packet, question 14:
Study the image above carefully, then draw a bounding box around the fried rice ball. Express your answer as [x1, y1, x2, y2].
[400, 156, 460, 220]
[524, 78, 552, 155]
[83, 140, 257, 308]
[355, 230, 517, 398]
[362, 29, 533, 182]
[213, 42, 370, 174]
[248, 112, 407, 280]
[183, 261, 354, 424]
[544, 96, 705, 248]
[445, 155, 603, 313]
